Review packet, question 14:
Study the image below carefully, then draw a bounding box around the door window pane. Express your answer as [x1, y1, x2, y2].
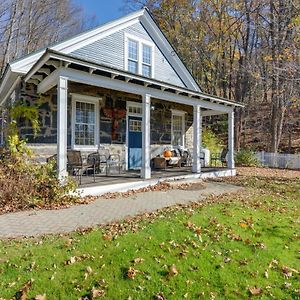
[129, 119, 142, 132]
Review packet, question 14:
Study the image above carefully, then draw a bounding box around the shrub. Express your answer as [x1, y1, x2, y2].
[235, 149, 260, 167]
[202, 128, 223, 153]
[0, 101, 79, 213]
[0, 156, 78, 213]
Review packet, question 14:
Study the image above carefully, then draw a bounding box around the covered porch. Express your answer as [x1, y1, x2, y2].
[24, 49, 242, 188]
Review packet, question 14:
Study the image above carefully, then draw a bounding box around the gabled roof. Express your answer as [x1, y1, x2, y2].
[0, 7, 201, 102]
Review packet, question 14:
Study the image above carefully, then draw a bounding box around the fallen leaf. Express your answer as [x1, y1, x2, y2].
[239, 222, 247, 228]
[155, 292, 166, 300]
[223, 257, 231, 263]
[249, 286, 262, 296]
[127, 267, 138, 279]
[35, 295, 46, 300]
[264, 270, 269, 278]
[91, 288, 105, 298]
[168, 264, 178, 277]
[133, 257, 144, 264]
[15, 279, 34, 300]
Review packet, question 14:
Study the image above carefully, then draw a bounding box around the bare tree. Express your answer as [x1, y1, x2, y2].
[0, 0, 94, 75]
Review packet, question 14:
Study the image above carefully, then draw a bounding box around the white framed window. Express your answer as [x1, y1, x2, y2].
[124, 33, 154, 78]
[142, 44, 152, 77]
[127, 101, 142, 116]
[171, 110, 186, 147]
[71, 94, 100, 150]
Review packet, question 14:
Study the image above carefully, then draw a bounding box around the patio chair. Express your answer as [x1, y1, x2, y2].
[46, 154, 57, 164]
[96, 148, 123, 176]
[179, 149, 192, 167]
[210, 148, 228, 167]
[67, 150, 96, 184]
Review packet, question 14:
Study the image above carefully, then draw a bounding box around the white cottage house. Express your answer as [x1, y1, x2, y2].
[0, 8, 242, 192]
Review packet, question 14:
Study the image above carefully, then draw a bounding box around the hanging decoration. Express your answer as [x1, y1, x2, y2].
[102, 108, 126, 140]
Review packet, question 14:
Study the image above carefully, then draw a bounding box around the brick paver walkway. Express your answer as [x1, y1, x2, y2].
[0, 181, 241, 238]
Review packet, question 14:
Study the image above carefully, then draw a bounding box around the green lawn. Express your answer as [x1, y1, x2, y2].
[0, 173, 299, 299]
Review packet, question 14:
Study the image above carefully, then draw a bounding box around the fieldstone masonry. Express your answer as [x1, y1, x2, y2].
[18, 82, 196, 160]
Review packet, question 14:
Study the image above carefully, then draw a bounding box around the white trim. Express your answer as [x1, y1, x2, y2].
[126, 101, 143, 116]
[124, 33, 155, 78]
[141, 94, 151, 178]
[0, 76, 21, 106]
[33, 52, 242, 107]
[48, 68, 233, 112]
[71, 93, 101, 151]
[171, 109, 186, 148]
[192, 105, 202, 174]
[57, 76, 69, 180]
[228, 110, 235, 169]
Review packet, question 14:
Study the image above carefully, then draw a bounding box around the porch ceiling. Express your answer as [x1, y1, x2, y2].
[24, 49, 244, 112]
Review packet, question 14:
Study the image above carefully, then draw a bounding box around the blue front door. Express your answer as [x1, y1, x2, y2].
[128, 116, 142, 169]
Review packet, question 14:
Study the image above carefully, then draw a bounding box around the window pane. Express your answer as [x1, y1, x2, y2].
[128, 60, 138, 73]
[142, 64, 151, 77]
[142, 45, 151, 64]
[75, 101, 95, 146]
[128, 39, 138, 60]
[172, 115, 184, 146]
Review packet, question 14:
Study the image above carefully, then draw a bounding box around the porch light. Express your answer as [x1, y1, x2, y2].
[150, 105, 155, 111]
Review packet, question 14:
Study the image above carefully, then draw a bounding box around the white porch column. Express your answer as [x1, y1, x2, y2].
[57, 76, 68, 181]
[192, 105, 202, 173]
[141, 93, 151, 179]
[228, 110, 235, 169]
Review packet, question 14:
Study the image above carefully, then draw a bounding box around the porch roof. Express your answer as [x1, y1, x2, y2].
[24, 49, 244, 112]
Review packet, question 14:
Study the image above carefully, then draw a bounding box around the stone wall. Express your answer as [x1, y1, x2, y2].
[19, 82, 195, 160]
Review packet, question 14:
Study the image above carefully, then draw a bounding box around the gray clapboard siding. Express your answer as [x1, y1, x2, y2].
[71, 22, 185, 87]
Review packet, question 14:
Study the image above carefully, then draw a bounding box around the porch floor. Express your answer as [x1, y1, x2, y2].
[77, 167, 228, 188]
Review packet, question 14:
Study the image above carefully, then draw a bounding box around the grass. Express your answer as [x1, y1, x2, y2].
[0, 172, 299, 299]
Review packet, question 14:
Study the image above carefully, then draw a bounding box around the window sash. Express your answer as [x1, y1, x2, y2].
[142, 44, 151, 65]
[126, 37, 153, 78]
[128, 60, 138, 74]
[172, 114, 184, 147]
[74, 101, 96, 146]
[128, 39, 138, 61]
[142, 64, 151, 77]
